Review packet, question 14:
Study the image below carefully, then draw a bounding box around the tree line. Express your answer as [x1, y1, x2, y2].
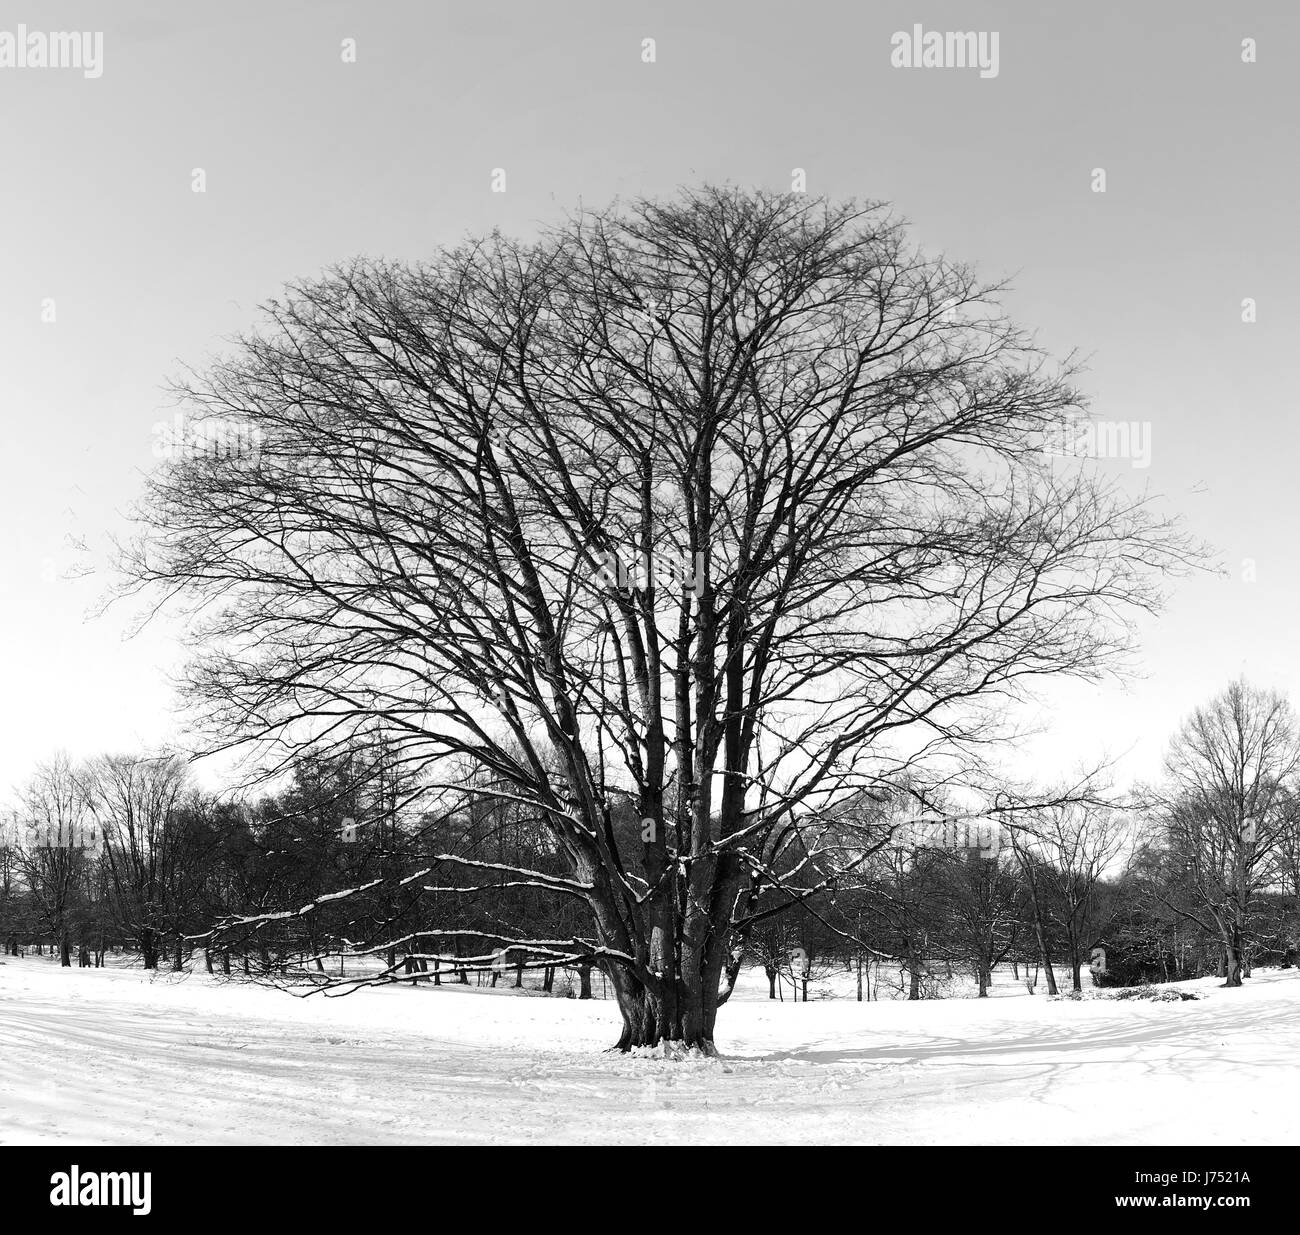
[5, 681, 1296, 1000]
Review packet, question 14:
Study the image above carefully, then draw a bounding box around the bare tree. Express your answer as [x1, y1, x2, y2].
[80, 753, 191, 970]
[1015, 801, 1130, 991]
[1162, 679, 1299, 987]
[1008, 828, 1061, 996]
[119, 187, 1195, 1051]
[937, 845, 1019, 997]
[1272, 785, 1300, 909]
[0, 811, 23, 956]
[16, 754, 94, 966]
[858, 839, 948, 1000]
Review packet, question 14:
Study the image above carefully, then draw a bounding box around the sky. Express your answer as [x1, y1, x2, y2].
[0, 0, 1295, 799]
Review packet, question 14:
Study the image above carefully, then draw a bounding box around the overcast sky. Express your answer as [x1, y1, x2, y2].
[0, 0, 1295, 799]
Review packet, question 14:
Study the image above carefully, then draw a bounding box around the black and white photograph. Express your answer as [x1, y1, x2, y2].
[0, 0, 1294, 1214]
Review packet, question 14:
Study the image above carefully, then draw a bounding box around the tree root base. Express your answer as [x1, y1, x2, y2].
[620, 1039, 720, 1061]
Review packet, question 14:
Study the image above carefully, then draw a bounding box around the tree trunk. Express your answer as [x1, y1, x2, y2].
[1039, 938, 1058, 995]
[1222, 930, 1243, 987]
[577, 959, 593, 1000]
[1019, 851, 1059, 996]
[609, 974, 719, 1055]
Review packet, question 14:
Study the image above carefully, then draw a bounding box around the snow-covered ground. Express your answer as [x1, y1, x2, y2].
[2, 955, 1297, 1145]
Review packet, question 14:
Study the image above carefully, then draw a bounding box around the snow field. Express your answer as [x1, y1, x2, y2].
[1, 956, 1296, 1145]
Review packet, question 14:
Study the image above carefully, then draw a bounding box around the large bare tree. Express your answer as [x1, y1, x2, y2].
[119, 187, 1193, 1051]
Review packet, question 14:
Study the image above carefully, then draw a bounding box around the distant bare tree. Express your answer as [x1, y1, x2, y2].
[80, 753, 190, 970]
[1008, 828, 1061, 996]
[1162, 680, 1299, 986]
[1272, 786, 1300, 910]
[16, 754, 93, 966]
[0, 812, 23, 955]
[1015, 801, 1130, 991]
[937, 845, 1020, 997]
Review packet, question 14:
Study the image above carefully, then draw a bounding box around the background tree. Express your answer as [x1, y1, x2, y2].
[1016, 801, 1129, 991]
[1161, 679, 1299, 986]
[1008, 828, 1062, 995]
[16, 754, 94, 966]
[0, 812, 24, 956]
[81, 753, 190, 970]
[860, 840, 949, 1000]
[936, 844, 1020, 997]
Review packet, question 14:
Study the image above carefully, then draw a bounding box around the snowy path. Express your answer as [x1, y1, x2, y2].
[2, 958, 1296, 1144]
